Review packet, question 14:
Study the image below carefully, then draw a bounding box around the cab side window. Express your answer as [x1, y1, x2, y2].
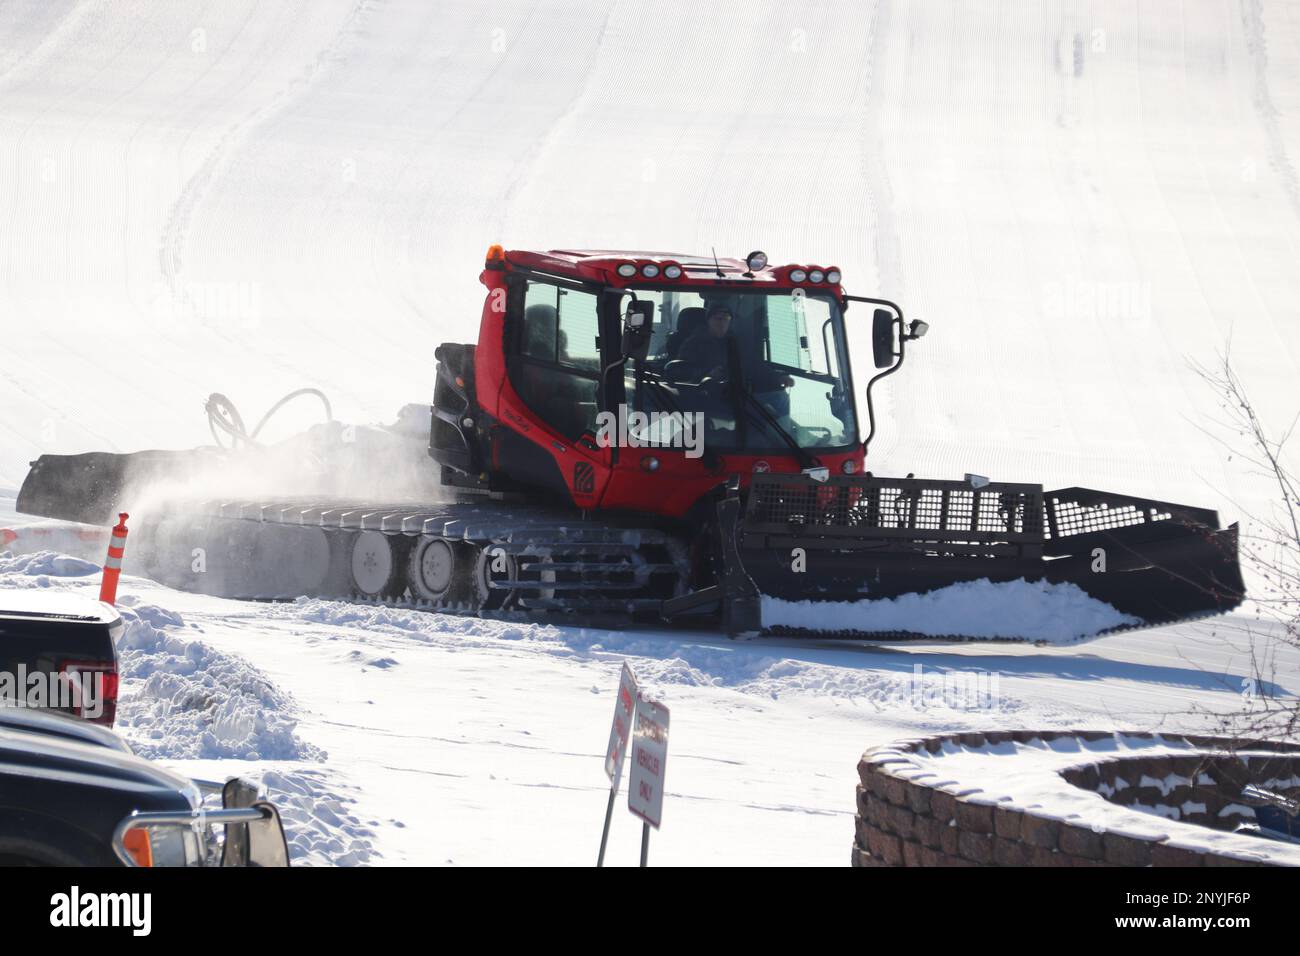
[511, 282, 601, 439]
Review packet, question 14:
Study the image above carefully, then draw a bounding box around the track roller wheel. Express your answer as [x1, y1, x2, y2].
[408, 535, 465, 604]
[350, 531, 409, 600]
[472, 544, 517, 611]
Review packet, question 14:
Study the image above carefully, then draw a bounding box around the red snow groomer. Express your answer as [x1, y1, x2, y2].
[17, 247, 1245, 638]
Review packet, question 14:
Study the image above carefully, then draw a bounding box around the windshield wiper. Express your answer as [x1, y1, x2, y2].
[636, 367, 688, 419]
[740, 388, 817, 470]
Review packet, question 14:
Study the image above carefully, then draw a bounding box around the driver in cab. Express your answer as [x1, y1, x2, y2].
[678, 303, 794, 406]
[677, 304, 736, 381]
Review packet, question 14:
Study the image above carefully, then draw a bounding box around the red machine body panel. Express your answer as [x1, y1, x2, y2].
[474, 248, 863, 520]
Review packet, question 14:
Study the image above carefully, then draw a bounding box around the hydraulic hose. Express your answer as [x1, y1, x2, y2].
[204, 388, 335, 450]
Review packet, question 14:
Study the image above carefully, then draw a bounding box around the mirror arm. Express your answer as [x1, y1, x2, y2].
[846, 295, 908, 454]
[861, 317, 906, 453]
[112, 807, 273, 867]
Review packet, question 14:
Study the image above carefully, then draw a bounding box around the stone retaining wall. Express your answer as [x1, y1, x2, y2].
[853, 730, 1300, 867]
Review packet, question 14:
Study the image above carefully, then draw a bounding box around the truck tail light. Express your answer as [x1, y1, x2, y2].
[58, 659, 119, 726]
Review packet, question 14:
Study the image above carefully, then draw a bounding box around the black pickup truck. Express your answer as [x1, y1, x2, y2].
[0, 707, 289, 866]
[0, 592, 119, 725]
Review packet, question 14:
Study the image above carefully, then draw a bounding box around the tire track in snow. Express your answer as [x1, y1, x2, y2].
[1242, 0, 1300, 224]
[158, 0, 372, 284]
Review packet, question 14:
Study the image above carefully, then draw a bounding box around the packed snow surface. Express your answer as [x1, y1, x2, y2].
[763, 579, 1141, 643]
[4, 531, 1298, 865]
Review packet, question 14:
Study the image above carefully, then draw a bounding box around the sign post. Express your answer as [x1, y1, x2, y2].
[597, 662, 638, 867]
[627, 694, 670, 867]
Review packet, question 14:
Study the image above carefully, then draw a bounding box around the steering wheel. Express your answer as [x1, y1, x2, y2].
[663, 360, 698, 384]
[697, 376, 727, 400]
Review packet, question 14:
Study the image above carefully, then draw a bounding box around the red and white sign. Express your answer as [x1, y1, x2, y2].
[604, 663, 638, 786]
[627, 695, 670, 828]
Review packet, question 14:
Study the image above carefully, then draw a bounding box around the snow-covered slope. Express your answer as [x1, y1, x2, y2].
[2, 0, 1297, 519]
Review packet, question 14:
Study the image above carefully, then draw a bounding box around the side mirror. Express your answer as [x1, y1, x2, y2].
[622, 301, 654, 361]
[246, 802, 291, 867]
[872, 308, 898, 369]
[221, 778, 290, 867]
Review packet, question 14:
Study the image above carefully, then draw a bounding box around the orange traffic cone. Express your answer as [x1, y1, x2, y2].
[99, 513, 129, 604]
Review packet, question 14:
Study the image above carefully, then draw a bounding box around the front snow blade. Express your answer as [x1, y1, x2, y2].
[737, 474, 1245, 635]
[16, 450, 215, 526]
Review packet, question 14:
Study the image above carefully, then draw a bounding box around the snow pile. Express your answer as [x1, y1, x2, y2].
[114, 604, 323, 762]
[0, 549, 101, 581]
[763, 579, 1141, 644]
[116, 595, 184, 628]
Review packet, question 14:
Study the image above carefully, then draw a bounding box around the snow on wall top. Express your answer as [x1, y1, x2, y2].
[862, 731, 1300, 865]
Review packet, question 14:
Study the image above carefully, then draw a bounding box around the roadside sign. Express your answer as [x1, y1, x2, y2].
[627, 695, 670, 829]
[604, 662, 637, 786]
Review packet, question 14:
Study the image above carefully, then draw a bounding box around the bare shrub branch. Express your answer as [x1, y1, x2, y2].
[1191, 350, 1299, 743]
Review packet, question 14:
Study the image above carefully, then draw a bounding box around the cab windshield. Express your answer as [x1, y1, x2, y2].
[620, 288, 858, 453]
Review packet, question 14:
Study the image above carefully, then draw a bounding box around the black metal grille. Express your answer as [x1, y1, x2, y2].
[744, 475, 1045, 543]
[742, 475, 1226, 571]
[1046, 493, 1172, 538]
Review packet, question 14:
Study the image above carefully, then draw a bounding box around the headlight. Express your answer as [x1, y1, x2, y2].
[148, 824, 203, 867]
[120, 822, 205, 867]
[826, 268, 842, 284]
[663, 263, 682, 279]
[789, 268, 807, 283]
[745, 250, 768, 271]
[808, 268, 825, 283]
[641, 263, 660, 278]
[616, 263, 637, 278]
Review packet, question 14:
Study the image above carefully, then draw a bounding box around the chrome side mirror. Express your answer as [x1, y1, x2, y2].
[221, 778, 289, 867]
[246, 802, 290, 867]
